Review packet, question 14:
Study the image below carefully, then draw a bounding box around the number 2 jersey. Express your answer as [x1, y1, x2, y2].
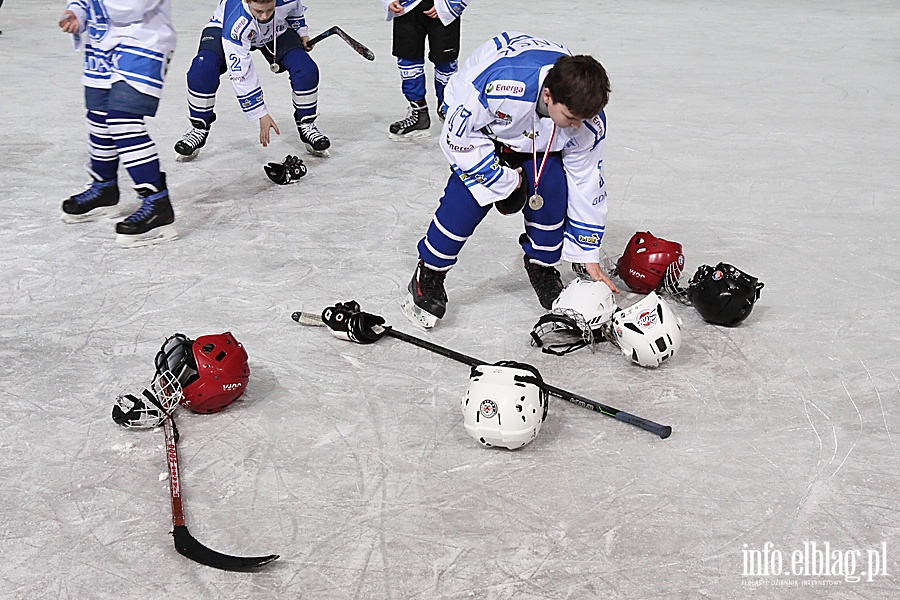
[441, 32, 610, 264]
[211, 0, 310, 121]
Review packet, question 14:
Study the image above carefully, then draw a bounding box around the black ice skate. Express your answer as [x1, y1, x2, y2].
[400, 260, 448, 329]
[389, 100, 431, 140]
[61, 178, 121, 223]
[115, 174, 178, 248]
[296, 116, 331, 158]
[174, 116, 214, 160]
[524, 255, 564, 310]
[437, 103, 446, 123]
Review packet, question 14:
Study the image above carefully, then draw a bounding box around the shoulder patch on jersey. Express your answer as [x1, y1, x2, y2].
[591, 115, 605, 136]
[231, 16, 249, 42]
[486, 80, 527, 98]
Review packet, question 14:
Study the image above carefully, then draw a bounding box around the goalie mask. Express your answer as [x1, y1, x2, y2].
[687, 263, 764, 326]
[461, 361, 549, 450]
[611, 292, 683, 367]
[154, 332, 250, 414]
[616, 231, 685, 294]
[530, 278, 617, 355]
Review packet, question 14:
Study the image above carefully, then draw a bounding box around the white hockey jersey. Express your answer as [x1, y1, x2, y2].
[65, 0, 176, 97]
[212, 0, 309, 120]
[440, 32, 610, 264]
[381, 0, 469, 26]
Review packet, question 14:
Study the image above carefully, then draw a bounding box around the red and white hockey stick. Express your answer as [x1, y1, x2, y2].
[163, 415, 279, 570]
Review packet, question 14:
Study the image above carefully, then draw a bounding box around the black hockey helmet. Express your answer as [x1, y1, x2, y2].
[687, 263, 764, 326]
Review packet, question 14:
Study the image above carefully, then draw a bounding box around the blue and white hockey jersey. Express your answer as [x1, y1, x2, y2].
[381, 0, 469, 26]
[65, 0, 176, 98]
[211, 0, 309, 120]
[441, 32, 610, 264]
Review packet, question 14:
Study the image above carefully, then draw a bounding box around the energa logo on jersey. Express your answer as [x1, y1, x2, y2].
[486, 80, 526, 97]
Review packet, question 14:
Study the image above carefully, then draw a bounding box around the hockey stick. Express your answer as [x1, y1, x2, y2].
[307, 26, 375, 61]
[291, 311, 672, 439]
[163, 415, 280, 570]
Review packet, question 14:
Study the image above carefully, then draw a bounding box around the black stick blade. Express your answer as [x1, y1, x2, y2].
[173, 525, 279, 571]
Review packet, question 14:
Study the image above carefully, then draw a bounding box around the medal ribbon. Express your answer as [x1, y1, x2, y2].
[531, 118, 558, 197]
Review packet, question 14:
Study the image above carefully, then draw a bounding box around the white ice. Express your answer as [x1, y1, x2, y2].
[1, 1, 899, 598]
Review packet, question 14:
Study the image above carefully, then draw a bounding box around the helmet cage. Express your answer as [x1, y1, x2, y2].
[531, 309, 597, 355]
[112, 370, 183, 429]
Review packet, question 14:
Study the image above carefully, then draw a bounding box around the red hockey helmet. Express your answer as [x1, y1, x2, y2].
[155, 332, 250, 414]
[616, 231, 685, 294]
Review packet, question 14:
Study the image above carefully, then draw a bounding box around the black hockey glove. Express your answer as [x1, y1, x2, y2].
[264, 155, 307, 185]
[322, 301, 388, 344]
[494, 168, 527, 215]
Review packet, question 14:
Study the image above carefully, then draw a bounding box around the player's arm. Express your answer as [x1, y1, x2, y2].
[561, 112, 619, 292]
[60, 1, 88, 33]
[439, 95, 521, 207]
[222, 29, 278, 144]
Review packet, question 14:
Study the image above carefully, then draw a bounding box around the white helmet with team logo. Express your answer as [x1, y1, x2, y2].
[461, 362, 548, 449]
[610, 292, 683, 367]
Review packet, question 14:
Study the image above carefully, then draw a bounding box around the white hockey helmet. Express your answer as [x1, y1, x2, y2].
[461, 362, 549, 449]
[553, 278, 617, 330]
[531, 278, 618, 355]
[610, 292, 683, 367]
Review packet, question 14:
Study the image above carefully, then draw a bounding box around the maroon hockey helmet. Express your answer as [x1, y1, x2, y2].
[616, 231, 685, 294]
[154, 332, 250, 414]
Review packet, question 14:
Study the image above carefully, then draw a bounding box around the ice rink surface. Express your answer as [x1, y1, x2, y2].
[1, 1, 899, 598]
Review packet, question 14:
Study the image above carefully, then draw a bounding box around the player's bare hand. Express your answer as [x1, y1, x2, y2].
[423, 6, 439, 18]
[59, 10, 80, 33]
[259, 115, 280, 147]
[388, 1, 405, 14]
[301, 35, 313, 51]
[583, 262, 621, 293]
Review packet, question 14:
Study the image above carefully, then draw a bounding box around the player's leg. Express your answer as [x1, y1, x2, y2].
[62, 85, 122, 223]
[390, 10, 430, 138]
[106, 47, 177, 247]
[520, 154, 567, 308]
[425, 15, 460, 122]
[402, 174, 492, 327]
[175, 27, 227, 158]
[275, 29, 330, 157]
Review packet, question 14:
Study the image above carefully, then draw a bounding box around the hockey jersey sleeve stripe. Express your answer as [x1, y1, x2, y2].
[236, 88, 265, 112]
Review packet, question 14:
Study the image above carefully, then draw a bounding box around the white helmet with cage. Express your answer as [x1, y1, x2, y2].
[531, 278, 617, 355]
[461, 362, 549, 449]
[610, 292, 683, 367]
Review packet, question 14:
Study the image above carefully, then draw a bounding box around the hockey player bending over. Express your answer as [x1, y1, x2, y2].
[403, 32, 619, 329]
[59, 0, 178, 248]
[175, 0, 331, 159]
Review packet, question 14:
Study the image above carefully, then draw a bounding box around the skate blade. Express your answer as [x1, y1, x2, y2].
[175, 150, 199, 162]
[305, 144, 330, 158]
[399, 294, 439, 330]
[61, 205, 124, 224]
[389, 130, 431, 142]
[116, 224, 179, 248]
